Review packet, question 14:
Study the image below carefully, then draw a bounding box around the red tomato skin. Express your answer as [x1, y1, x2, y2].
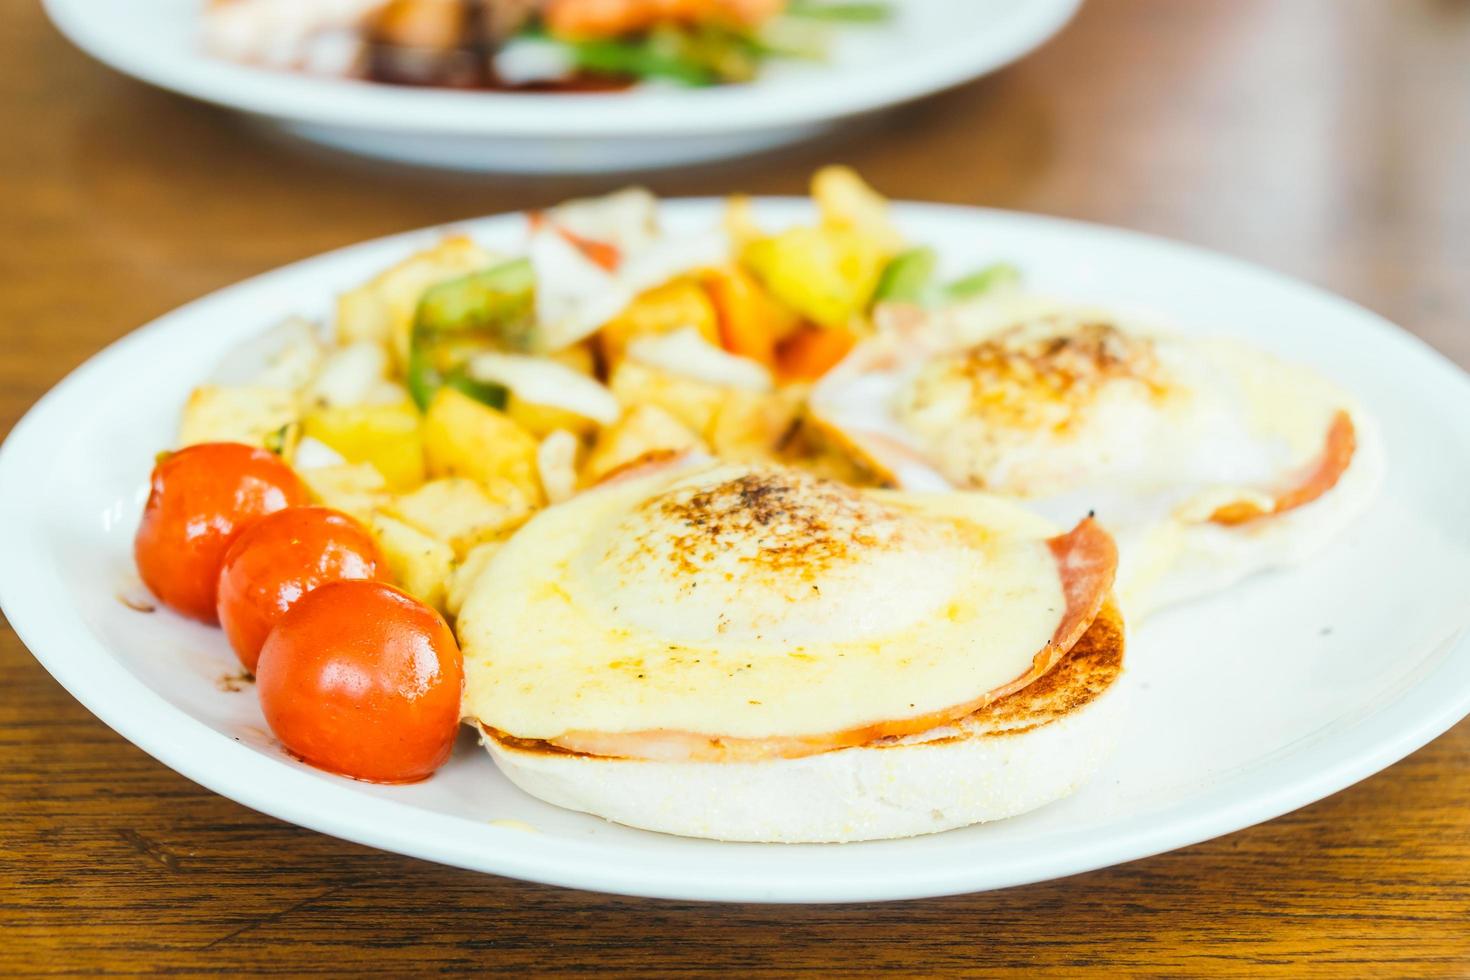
[255, 581, 464, 784]
[133, 443, 310, 622]
[216, 506, 387, 672]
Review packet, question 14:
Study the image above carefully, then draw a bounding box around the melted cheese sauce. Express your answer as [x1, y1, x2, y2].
[458, 462, 1066, 741]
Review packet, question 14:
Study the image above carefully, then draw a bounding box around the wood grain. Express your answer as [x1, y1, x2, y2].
[2, 0, 1468, 974]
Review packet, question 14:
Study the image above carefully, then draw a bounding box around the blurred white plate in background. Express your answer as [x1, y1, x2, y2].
[41, 0, 1081, 173]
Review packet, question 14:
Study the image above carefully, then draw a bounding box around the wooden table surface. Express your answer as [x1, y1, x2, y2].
[4, 0, 1469, 974]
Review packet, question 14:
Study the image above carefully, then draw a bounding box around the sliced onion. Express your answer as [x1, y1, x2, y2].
[305, 340, 389, 409]
[210, 316, 325, 391]
[292, 436, 347, 470]
[534, 225, 732, 351]
[626, 327, 773, 392]
[548, 188, 659, 255]
[537, 430, 581, 505]
[529, 227, 628, 352]
[493, 37, 576, 86]
[468, 352, 620, 425]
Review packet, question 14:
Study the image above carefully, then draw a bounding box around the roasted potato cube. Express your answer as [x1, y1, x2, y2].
[335, 287, 391, 355]
[537, 429, 582, 505]
[422, 387, 543, 501]
[812, 165, 903, 253]
[382, 477, 535, 558]
[445, 538, 506, 619]
[549, 342, 597, 377]
[370, 512, 455, 613]
[782, 414, 890, 489]
[607, 358, 727, 438]
[709, 388, 802, 464]
[599, 279, 720, 364]
[177, 384, 299, 452]
[302, 400, 425, 490]
[584, 404, 705, 485]
[723, 194, 761, 247]
[299, 463, 390, 524]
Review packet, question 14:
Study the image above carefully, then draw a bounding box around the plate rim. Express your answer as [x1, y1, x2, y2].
[4, 200, 1470, 903]
[40, 0, 1082, 135]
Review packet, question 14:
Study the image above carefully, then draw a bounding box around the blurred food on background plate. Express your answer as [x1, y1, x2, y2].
[204, 0, 891, 89]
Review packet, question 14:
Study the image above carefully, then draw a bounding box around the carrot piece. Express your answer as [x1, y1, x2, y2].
[525, 210, 621, 272]
[556, 227, 620, 272]
[702, 265, 796, 367]
[545, 0, 785, 38]
[776, 326, 856, 383]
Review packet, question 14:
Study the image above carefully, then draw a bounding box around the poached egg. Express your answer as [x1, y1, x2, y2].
[808, 296, 1383, 618]
[458, 459, 1116, 762]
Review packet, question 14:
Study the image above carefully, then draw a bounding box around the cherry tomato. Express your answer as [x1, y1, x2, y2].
[134, 443, 310, 622]
[216, 506, 387, 672]
[255, 581, 464, 783]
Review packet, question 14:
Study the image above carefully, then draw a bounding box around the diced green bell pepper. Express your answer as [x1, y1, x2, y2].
[941, 262, 1020, 302]
[567, 36, 714, 86]
[786, 2, 891, 22]
[407, 258, 536, 411]
[873, 247, 938, 304]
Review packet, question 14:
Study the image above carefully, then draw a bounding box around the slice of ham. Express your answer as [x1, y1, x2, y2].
[535, 516, 1119, 763]
[1210, 410, 1357, 525]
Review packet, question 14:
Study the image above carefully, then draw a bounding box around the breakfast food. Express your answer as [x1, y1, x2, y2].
[809, 297, 1384, 618]
[132, 441, 467, 783]
[134, 442, 310, 622]
[257, 580, 464, 783]
[488, 602, 1125, 842]
[458, 458, 1126, 841]
[216, 506, 388, 670]
[203, 0, 889, 90]
[130, 168, 1382, 839]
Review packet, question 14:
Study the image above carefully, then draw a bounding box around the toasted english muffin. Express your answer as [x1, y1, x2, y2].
[480, 601, 1125, 843]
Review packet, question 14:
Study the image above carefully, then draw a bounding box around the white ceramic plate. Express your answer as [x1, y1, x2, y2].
[41, 0, 1080, 173]
[4, 201, 1470, 902]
